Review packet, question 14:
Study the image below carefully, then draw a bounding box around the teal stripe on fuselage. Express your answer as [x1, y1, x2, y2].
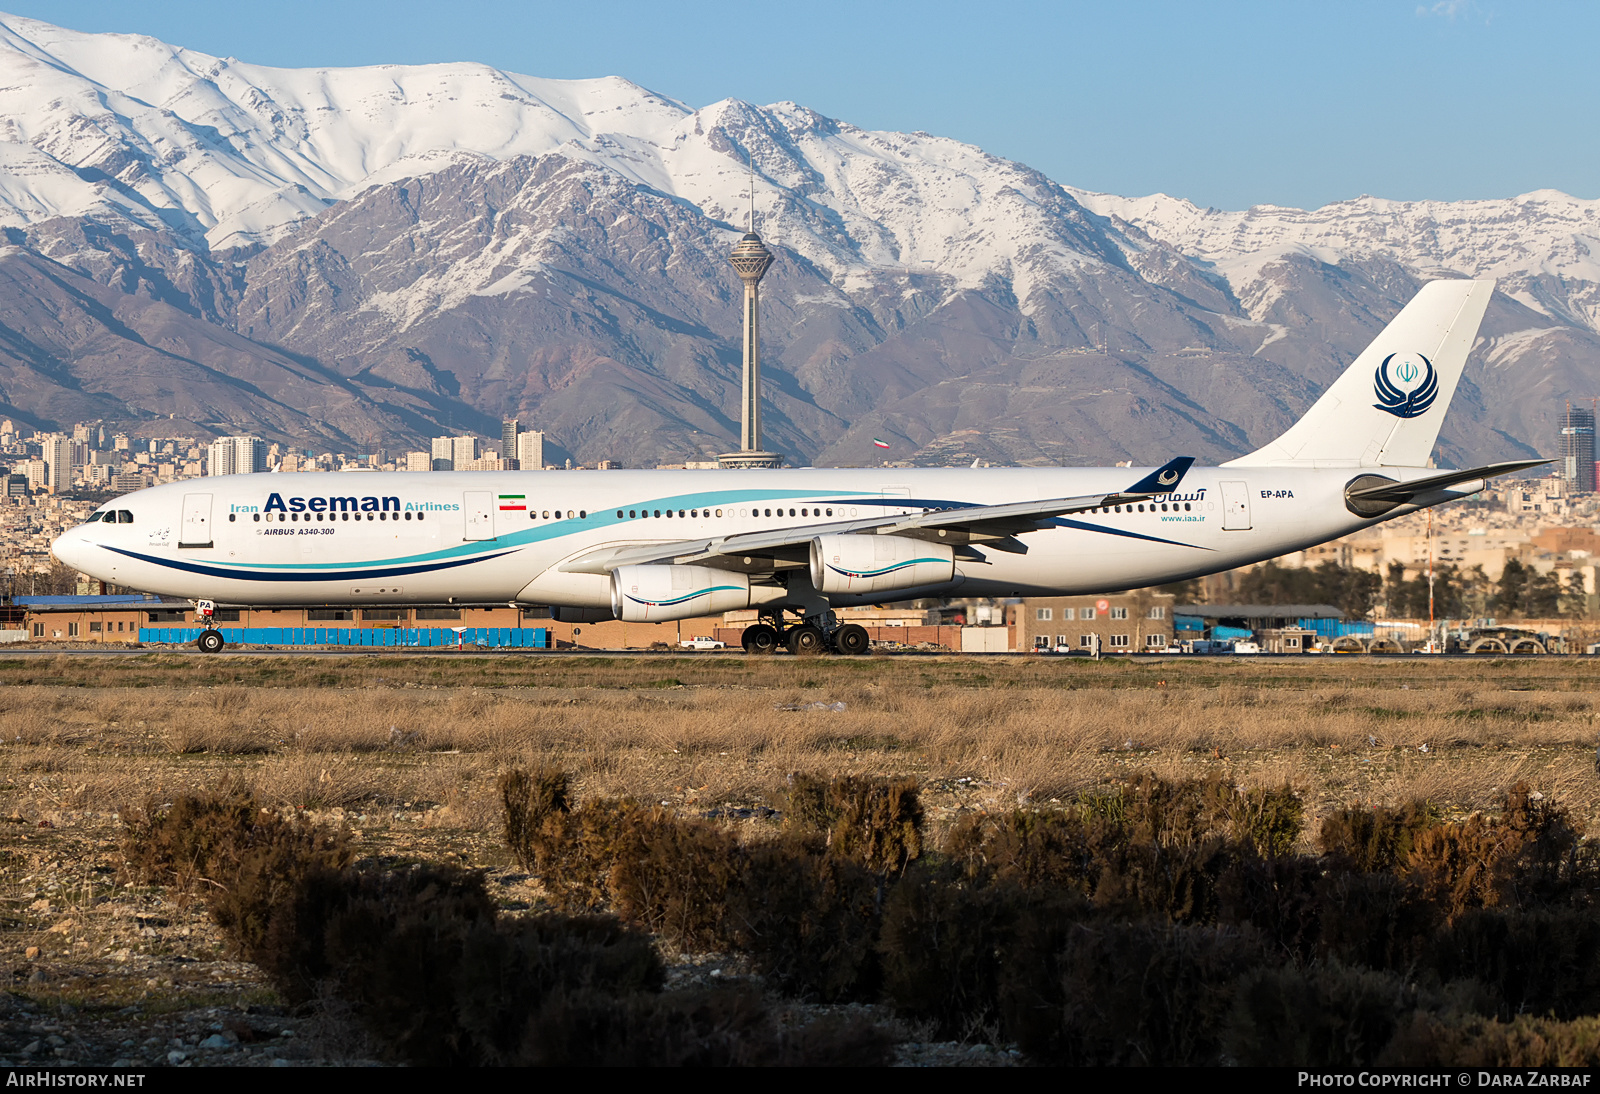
[220, 487, 884, 574]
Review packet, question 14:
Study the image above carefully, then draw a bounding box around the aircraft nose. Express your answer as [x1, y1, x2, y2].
[51, 527, 93, 572]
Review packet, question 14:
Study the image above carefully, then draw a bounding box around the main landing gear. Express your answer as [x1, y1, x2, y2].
[739, 613, 870, 656]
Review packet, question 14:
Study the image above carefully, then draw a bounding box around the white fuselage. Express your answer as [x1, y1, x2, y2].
[51, 465, 1453, 610]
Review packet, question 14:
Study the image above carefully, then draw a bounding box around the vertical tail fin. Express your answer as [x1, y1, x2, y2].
[1224, 279, 1494, 468]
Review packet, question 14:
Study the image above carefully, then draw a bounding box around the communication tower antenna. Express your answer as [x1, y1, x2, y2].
[746, 150, 756, 233]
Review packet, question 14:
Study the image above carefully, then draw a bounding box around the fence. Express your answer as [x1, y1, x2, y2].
[138, 627, 551, 649]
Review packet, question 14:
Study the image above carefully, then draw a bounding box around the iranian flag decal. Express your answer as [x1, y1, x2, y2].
[872, 438, 891, 449]
[498, 494, 527, 511]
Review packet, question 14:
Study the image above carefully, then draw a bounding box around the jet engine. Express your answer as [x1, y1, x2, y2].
[610, 565, 753, 622]
[809, 534, 955, 595]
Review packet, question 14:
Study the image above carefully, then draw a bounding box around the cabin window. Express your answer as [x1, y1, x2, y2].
[253, 513, 260, 522]
[579, 511, 585, 518]
[826, 508, 833, 516]
[716, 509, 723, 517]
[404, 511, 412, 520]
[1184, 503, 1192, 511]
[653, 510, 661, 518]
[617, 511, 624, 518]
[228, 514, 236, 522]
[418, 511, 425, 521]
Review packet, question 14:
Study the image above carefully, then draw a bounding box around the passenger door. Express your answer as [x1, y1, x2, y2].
[179, 493, 213, 548]
[463, 490, 495, 540]
[1219, 481, 1252, 530]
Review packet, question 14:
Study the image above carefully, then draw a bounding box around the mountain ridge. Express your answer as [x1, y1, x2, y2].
[0, 12, 1594, 469]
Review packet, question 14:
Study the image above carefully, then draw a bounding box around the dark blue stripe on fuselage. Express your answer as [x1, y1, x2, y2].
[104, 545, 516, 582]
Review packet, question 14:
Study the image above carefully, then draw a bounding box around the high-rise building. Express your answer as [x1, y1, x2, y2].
[41, 433, 71, 493]
[206, 436, 266, 476]
[431, 436, 454, 471]
[21, 457, 49, 492]
[405, 451, 431, 472]
[451, 435, 479, 468]
[516, 430, 544, 471]
[207, 438, 234, 476]
[1560, 405, 1596, 494]
[502, 419, 520, 461]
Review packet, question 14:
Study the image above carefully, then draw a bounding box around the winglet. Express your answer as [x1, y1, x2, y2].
[1122, 457, 1195, 496]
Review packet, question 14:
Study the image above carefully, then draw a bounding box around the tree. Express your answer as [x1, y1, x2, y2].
[1237, 560, 1381, 619]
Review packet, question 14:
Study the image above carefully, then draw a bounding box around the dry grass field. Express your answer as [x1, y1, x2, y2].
[3, 651, 1600, 1065]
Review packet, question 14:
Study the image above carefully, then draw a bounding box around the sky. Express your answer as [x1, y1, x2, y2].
[5, 0, 1596, 211]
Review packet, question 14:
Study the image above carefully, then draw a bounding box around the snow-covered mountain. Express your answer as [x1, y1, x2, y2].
[0, 11, 1595, 468]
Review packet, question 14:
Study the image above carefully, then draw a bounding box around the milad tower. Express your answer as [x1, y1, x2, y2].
[717, 210, 784, 469]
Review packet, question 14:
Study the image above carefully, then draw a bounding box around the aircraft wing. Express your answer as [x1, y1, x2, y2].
[1345, 459, 1550, 505]
[559, 457, 1196, 574]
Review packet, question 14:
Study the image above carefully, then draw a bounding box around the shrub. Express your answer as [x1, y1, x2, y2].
[1314, 870, 1439, 971]
[522, 986, 897, 1066]
[1381, 1013, 1600, 1067]
[1226, 963, 1411, 1067]
[785, 774, 923, 874]
[728, 835, 883, 1002]
[1406, 814, 1525, 918]
[878, 867, 1089, 1041]
[944, 809, 1112, 894]
[1217, 852, 1324, 960]
[607, 813, 745, 950]
[526, 797, 652, 913]
[500, 765, 570, 871]
[1001, 920, 1270, 1066]
[1318, 801, 1436, 873]
[1427, 908, 1600, 1022]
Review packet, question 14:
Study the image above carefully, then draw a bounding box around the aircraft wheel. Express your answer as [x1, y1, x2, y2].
[787, 624, 827, 656]
[741, 623, 779, 655]
[833, 624, 870, 656]
[196, 628, 226, 654]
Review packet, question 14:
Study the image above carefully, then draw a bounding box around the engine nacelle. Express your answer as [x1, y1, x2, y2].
[809, 534, 955, 595]
[610, 565, 752, 622]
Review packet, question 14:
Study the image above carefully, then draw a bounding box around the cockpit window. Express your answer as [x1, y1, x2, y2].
[116, 510, 134, 524]
[86, 512, 104, 523]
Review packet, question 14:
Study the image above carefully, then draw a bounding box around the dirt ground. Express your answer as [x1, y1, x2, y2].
[3, 650, 1597, 1066]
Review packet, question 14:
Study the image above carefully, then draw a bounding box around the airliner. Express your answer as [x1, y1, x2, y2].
[52, 279, 1541, 654]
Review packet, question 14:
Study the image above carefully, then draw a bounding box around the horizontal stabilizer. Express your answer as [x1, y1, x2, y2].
[1344, 458, 1549, 516]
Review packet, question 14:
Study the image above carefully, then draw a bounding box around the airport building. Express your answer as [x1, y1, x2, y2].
[1013, 590, 1177, 652]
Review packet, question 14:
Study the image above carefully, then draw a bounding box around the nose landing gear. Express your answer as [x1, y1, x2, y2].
[196, 629, 226, 654]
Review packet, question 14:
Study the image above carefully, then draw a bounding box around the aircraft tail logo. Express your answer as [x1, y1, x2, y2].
[1373, 352, 1438, 419]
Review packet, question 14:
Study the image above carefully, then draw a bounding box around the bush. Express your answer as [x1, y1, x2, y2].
[729, 835, 884, 1002]
[1226, 963, 1411, 1067]
[1427, 908, 1600, 1022]
[1381, 1013, 1600, 1067]
[525, 797, 653, 913]
[785, 774, 923, 874]
[1001, 920, 1270, 1066]
[1314, 869, 1439, 971]
[1318, 801, 1436, 873]
[607, 814, 745, 950]
[1217, 852, 1324, 960]
[500, 765, 570, 870]
[944, 809, 1111, 894]
[122, 784, 352, 999]
[878, 867, 1088, 1041]
[522, 986, 897, 1066]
